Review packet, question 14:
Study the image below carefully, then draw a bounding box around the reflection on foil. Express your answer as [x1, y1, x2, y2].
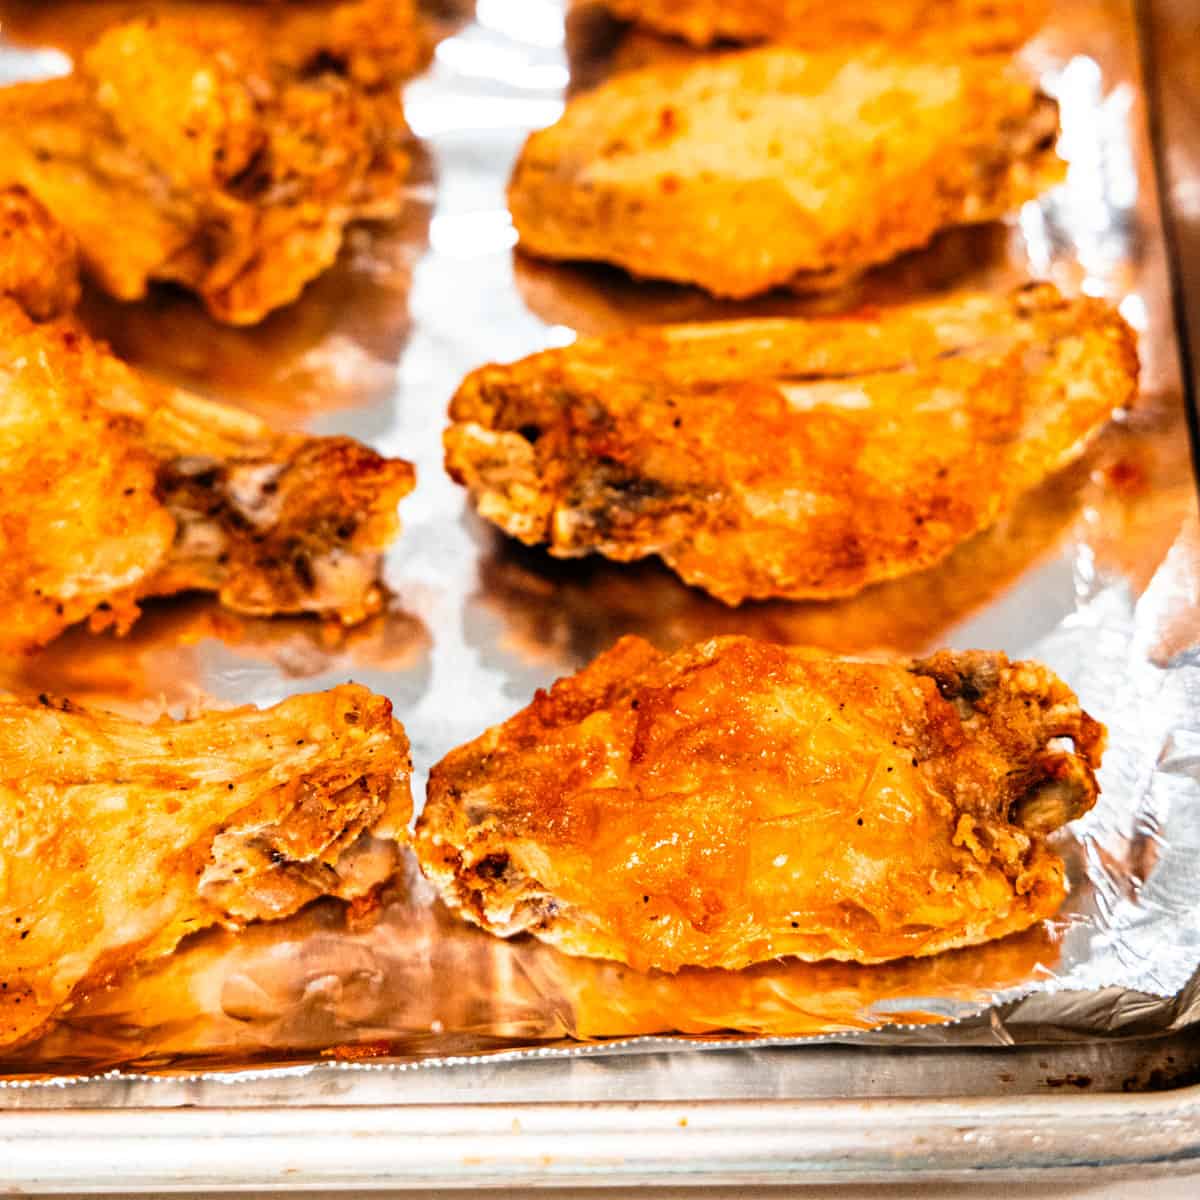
[514, 222, 1020, 336]
[429, 210, 519, 258]
[475, 0, 564, 48]
[436, 33, 569, 92]
[8, 862, 1065, 1076]
[0, 44, 67, 82]
[0, 598, 432, 720]
[468, 462, 1089, 664]
[78, 196, 432, 425]
[2, 0, 1200, 1079]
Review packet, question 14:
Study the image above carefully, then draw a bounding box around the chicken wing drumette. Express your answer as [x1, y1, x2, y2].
[417, 636, 1105, 972]
[0, 684, 411, 1052]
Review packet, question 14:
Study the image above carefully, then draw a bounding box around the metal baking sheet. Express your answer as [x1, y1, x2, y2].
[2, 0, 1200, 1183]
[4, 1037, 1200, 1190]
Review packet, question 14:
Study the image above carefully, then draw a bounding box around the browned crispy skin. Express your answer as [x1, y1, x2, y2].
[509, 46, 1063, 298]
[599, 0, 1048, 51]
[0, 0, 441, 61]
[0, 300, 415, 653]
[446, 285, 1138, 605]
[417, 636, 1105, 973]
[144, 396, 415, 625]
[0, 305, 173, 652]
[0, 0, 423, 324]
[0, 684, 411, 1052]
[0, 187, 80, 320]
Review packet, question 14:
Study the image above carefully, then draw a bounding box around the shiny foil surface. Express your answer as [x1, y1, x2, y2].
[1, 0, 1198, 1080]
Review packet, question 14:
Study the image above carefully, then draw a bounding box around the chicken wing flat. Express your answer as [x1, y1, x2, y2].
[0, 0, 423, 324]
[0, 301, 415, 653]
[598, 0, 1048, 52]
[0, 684, 410, 1052]
[509, 47, 1062, 298]
[446, 285, 1137, 605]
[417, 636, 1105, 972]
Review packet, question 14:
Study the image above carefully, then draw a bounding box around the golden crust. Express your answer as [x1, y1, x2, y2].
[0, 684, 411, 1052]
[0, 186, 80, 320]
[509, 46, 1063, 298]
[599, 0, 1049, 52]
[417, 636, 1105, 973]
[446, 284, 1138, 604]
[142, 389, 416, 625]
[0, 0, 423, 324]
[0, 305, 176, 652]
[0, 301, 415, 653]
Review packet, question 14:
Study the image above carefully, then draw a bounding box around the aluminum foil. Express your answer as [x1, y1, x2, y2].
[1, 0, 1199, 1080]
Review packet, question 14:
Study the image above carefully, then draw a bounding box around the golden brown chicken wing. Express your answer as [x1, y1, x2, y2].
[598, 0, 1048, 52]
[0, 683, 411, 1052]
[417, 636, 1105, 972]
[446, 284, 1137, 605]
[0, 0, 423, 324]
[0, 300, 414, 653]
[509, 46, 1062, 298]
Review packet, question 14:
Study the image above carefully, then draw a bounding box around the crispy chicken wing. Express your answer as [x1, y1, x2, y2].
[0, 684, 411, 1052]
[446, 285, 1137, 605]
[417, 636, 1105, 972]
[0, 300, 415, 653]
[598, 0, 1048, 52]
[509, 46, 1062, 297]
[0, 0, 423, 324]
